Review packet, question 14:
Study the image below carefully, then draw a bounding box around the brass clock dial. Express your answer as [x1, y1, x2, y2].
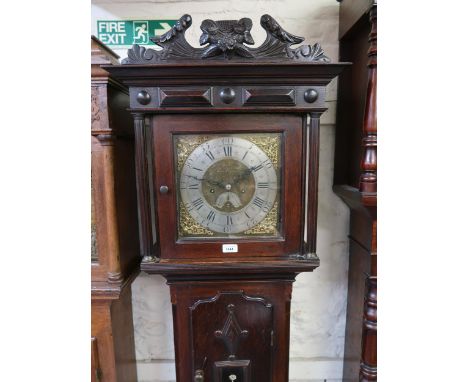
[175, 133, 281, 238]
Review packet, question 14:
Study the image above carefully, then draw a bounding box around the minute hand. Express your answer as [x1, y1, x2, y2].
[232, 167, 253, 185]
[187, 175, 224, 188]
[232, 161, 269, 185]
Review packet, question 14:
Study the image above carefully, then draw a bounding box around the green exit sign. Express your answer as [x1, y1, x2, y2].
[97, 20, 178, 46]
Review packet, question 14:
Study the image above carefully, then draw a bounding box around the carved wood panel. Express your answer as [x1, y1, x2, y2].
[190, 291, 273, 382]
[122, 14, 330, 64]
[129, 86, 325, 110]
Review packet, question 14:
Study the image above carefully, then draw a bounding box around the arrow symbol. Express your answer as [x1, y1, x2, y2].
[154, 22, 172, 37]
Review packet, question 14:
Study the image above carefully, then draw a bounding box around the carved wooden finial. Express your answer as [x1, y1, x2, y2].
[122, 14, 330, 64]
[199, 18, 255, 58]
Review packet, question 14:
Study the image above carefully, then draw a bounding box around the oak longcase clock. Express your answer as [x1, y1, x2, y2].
[104, 13, 348, 382]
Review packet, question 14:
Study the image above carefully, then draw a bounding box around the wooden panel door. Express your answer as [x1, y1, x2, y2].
[190, 291, 274, 382]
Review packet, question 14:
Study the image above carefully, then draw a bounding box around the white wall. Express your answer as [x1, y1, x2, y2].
[91, 1, 350, 380]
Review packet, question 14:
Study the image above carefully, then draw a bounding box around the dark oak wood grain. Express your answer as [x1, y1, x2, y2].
[133, 113, 158, 262]
[242, 88, 296, 106]
[159, 87, 213, 107]
[304, 114, 321, 257]
[168, 279, 294, 382]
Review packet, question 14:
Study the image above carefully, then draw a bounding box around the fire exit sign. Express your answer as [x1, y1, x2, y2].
[97, 20, 178, 46]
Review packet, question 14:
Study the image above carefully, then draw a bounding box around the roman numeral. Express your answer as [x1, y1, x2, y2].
[257, 182, 269, 188]
[251, 163, 264, 172]
[189, 198, 204, 211]
[244, 211, 251, 219]
[205, 151, 215, 161]
[253, 196, 265, 208]
[188, 184, 199, 189]
[242, 146, 252, 160]
[207, 210, 216, 222]
[223, 145, 232, 157]
[226, 215, 233, 225]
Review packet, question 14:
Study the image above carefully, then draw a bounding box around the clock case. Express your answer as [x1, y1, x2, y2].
[154, 113, 302, 259]
[104, 14, 349, 382]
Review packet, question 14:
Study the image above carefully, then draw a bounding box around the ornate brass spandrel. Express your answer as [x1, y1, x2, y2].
[175, 135, 212, 171]
[247, 134, 280, 169]
[178, 202, 214, 237]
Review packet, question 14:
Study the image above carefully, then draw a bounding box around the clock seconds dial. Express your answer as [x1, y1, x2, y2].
[179, 136, 278, 235]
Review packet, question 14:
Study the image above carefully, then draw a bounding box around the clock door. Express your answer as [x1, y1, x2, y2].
[152, 113, 304, 261]
[190, 291, 274, 382]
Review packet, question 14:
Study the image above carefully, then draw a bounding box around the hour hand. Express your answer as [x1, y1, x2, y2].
[205, 178, 225, 188]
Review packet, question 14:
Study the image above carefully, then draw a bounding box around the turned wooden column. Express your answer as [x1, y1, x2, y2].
[133, 113, 158, 263]
[359, 6, 377, 194]
[359, 6, 377, 381]
[360, 275, 377, 381]
[96, 133, 123, 283]
[302, 113, 321, 258]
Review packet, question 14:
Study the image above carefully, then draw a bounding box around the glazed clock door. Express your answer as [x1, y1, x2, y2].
[152, 113, 304, 260]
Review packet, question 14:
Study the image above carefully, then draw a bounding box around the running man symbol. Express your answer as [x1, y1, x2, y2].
[133, 21, 149, 44]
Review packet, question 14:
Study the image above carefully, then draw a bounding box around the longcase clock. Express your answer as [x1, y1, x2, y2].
[104, 14, 348, 382]
[91, 36, 139, 382]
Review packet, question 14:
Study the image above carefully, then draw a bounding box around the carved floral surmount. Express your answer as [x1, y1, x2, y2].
[122, 14, 330, 63]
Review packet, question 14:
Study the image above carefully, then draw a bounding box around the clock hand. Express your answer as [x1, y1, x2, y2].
[232, 167, 254, 185]
[186, 174, 225, 188]
[208, 179, 225, 188]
